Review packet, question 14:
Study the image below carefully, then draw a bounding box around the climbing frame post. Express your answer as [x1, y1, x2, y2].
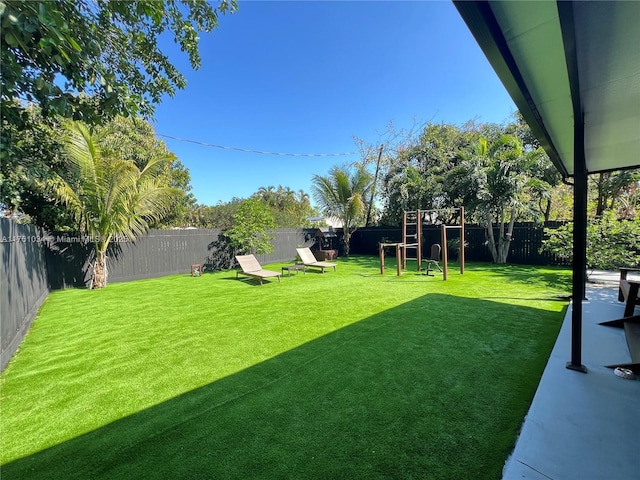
[441, 224, 448, 281]
[460, 207, 465, 275]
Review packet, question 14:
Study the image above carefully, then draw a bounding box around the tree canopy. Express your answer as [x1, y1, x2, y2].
[0, 109, 193, 230]
[252, 185, 316, 228]
[355, 116, 581, 263]
[225, 199, 276, 255]
[311, 165, 372, 256]
[1, 0, 235, 127]
[1, 0, 233, 232]
[184, 186, 317, 230]
[352, 113, 640, 264]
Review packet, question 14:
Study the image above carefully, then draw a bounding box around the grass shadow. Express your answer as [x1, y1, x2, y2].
[2, 294, 564, 480]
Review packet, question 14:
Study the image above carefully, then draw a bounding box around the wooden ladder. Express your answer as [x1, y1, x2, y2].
[402, 210, 422, 270]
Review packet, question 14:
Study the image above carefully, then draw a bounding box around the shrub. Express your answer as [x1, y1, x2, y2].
[226, 199, 276, 255]
[541, 211, 640, 270]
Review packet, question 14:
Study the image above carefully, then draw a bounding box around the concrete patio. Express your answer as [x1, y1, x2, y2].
[502, 275, 640, 479]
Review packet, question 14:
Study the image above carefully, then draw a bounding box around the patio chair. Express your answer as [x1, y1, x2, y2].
[423, 244, 443, 276]
[296, 247, 337, 273]
[235, 254, 281, 286]
[598, 268, 640, 374]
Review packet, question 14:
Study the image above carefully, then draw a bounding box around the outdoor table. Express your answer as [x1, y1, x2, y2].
[282, 264, 306, 276]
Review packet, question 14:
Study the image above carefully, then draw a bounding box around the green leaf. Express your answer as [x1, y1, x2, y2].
[4, 31, 17, 47]
[67, 37, 81, 51]
[23, 19, 36, 33]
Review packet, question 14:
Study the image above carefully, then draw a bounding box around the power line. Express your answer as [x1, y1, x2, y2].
[155, 132, 358, 157]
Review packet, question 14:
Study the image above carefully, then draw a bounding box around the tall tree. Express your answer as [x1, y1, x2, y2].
[184, 199, 244, 229]
[379, 122, 474, 225]
[590, 170, 640, 218]
[506, 112, 562, 222]
[311, 165, 372, 256]
[54, 122, 176, 288]
[520, 146, 563, 222]
[354, 118, 430, 227]
[446, 135, 526, 263]
[255, 186, 277, 207]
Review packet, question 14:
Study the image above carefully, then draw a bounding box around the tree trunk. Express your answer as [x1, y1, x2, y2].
[342, 230, 351, 257]
[365, 145, 384, 227]
[92, 250, 108, 289]
[497, 209, 517, 263]
[595, 172, 608, 217]
[486, 215, 498, 262]
[544, 199, 552, 222]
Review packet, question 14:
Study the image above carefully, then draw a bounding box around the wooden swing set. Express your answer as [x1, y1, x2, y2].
[379, 207, 465, 280]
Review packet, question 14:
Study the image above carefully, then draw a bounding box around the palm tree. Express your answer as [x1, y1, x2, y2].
[296, 189, 310, 206]
[54, 122, 176, 288]
[256, 185, 276, 207]
[445, 135, 524, 263]
[311, 165, 373, 256]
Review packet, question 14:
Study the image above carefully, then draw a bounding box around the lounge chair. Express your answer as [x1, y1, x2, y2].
[296, 247, 337, 273]
[235, 254, 281, 285]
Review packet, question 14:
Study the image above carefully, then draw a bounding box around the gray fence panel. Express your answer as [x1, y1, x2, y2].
[44, 236, 93, 289]
[41, 228, 317, 286]
[255, 229, 316, 266]
[106, 229, 223, 283]
[1, 220, 50, 371]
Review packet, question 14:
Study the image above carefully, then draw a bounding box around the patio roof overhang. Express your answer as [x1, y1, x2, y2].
[454, 1, 640, 178]
[453, 0, 640, 372]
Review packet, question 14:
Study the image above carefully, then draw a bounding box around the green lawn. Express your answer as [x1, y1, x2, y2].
[0, 256, 571, 480]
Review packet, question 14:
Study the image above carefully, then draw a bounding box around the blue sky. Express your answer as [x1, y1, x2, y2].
[152, 1, 517, 206]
